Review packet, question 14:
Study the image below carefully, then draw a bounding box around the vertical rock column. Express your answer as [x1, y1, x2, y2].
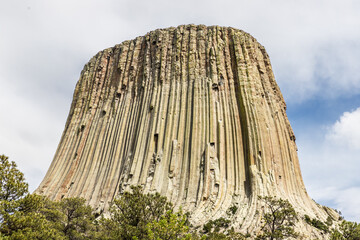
[36, 25, 332, 235]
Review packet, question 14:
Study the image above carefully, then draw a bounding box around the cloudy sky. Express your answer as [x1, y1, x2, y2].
[1, 0, 359, 222]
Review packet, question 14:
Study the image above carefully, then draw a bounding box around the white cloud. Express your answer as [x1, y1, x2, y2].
[0, 82, 67, 192]
[298, 108, 360, 222]
[308, 186, 360, 222]
[333, 187, 360, 222]
[326, 107, 360, 149]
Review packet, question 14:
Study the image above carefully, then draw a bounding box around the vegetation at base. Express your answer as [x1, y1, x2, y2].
[146, 209, 191, 240]
[2, 195, 97, 239]
[255, 196, 299, 240]
[203, 218, 231, 234]
[304, 214, 329, 233]
[0, 155, 28, 202]
[1, 154, 360, 240]
[99, 185, 190, 240]
[0, 154, 96, 239]
[330, 220, 360, 240]
[201, 218, 246, 239]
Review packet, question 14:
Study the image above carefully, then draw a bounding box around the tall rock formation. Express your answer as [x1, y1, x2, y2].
[36, 25, 336, 237]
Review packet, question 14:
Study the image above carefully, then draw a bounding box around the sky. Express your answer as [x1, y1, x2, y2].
[1, 0, 359, 222]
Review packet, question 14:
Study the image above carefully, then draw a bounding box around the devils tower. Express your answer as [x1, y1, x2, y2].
[36, 25, 337, 237]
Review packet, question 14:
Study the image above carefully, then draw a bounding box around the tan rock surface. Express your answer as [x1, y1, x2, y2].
[36, 25, 337, 238]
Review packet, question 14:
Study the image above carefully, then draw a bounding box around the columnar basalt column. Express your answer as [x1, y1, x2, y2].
[36, 25, 337, 238]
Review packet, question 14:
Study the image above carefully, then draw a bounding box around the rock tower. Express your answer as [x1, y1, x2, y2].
[36, 25, 336, 237]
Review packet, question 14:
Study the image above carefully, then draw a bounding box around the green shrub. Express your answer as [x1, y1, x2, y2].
[256, 196, 299, 240]
[304, 214, 329, 233]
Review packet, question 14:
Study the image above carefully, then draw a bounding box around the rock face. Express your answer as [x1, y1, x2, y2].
[36, 25, 336, 237]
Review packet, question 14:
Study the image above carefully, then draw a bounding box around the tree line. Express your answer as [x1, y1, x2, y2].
[1, 154, 359, 239]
